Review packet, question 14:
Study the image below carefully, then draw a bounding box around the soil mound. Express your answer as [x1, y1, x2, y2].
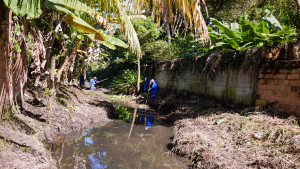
[172, 113, 299, 168]
[143, 89, 299, 168]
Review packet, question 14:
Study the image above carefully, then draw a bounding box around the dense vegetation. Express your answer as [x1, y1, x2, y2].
[0, 0, 299, 113]
[88, 2, 299, 94]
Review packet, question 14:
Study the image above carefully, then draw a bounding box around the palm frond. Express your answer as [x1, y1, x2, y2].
[114, 0, 142, 58]
[127, 0, 209, 41]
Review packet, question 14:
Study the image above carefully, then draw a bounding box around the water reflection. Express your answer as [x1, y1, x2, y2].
[145, 113, 154, 130]
[128, 108, 137, 139]
[139, 109, 145, 123]
[52, 120, 187, 169]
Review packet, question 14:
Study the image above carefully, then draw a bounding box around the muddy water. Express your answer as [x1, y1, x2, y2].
[51, 107, 187, 169]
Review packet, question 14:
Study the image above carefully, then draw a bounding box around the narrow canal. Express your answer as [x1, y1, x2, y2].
[51, 106, 188, 169]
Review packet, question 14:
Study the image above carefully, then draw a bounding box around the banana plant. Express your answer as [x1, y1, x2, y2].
[44, 0, 106, 41]
[84, 33, 128, 50]
[209, 13, 298, 51]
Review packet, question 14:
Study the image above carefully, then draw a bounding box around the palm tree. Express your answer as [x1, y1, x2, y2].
[0, 0, 209, 116]
[0, 4, 14, 119]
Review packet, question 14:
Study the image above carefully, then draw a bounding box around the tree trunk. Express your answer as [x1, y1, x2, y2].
[69, 53, 80, 84]
[137, 57, 141, 93]
[49, 54, 56, 91]
[56, 56, 70, 83]
[162, 0, 171, 43]
[35, 15, 64, 86]
[16, 18, 29, 108]
[68, 51, 77, 84]
[82, 45, 92, 79]
[0, 5, 14, 119]
[47, 53, 56, 111]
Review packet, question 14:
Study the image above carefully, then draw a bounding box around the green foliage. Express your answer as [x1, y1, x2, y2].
[44, 1, 105, 41]
[102, 34, 128, 48]
[87, 18, 162, 81]
[46, 0, 95, 14]
[204, 0, 297, 27]
[3, 0, 42, 18]
[131, 18, 164, 44]
[114, 106, 136, 122]
[209, 15, 298, 51]
[143, 40, 172, 60]
[42, 88, 53, 97]
[169, 35, 201, 60]
[110, 70, 141, 95]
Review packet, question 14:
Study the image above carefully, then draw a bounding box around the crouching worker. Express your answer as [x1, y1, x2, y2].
[148, 79, 158, 98]
[89, 77, 97, 90]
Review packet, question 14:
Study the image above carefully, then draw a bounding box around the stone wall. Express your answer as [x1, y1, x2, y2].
[154, 59, 257, 105]
[154, 58, 300, 115]
[256, 61, 300, 115]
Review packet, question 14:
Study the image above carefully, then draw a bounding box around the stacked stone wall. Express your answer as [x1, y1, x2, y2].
[256, 61, 300, 115]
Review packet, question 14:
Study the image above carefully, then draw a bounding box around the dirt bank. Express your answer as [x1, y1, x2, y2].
[144, 89, 300, 168]
[0, 85, 114, 169]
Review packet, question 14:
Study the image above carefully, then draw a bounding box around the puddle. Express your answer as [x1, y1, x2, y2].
[51, 107, 187, 169]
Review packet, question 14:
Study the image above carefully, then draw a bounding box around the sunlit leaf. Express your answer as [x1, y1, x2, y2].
[211, 18, 242, 40]
[3, 0, 42, 18]
[44, 2, 105, 41]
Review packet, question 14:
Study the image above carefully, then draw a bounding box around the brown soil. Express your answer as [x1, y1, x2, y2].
[143, 89, 300, 169]
[0, 85, 114, 169]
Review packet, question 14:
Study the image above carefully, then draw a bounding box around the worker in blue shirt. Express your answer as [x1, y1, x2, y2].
[144, 77, 149, 92]
[148, 79, 158, 98]
[89, 77, 97, 90]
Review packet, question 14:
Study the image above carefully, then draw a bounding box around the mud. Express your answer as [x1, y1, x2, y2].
[0, 85, 113, 169]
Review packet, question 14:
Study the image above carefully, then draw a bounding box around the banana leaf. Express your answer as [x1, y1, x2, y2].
[230, 22, 239, 32]
[210, 42, 228, 50]
[99, 50, 110, 58]
[239, 42, 253, 50]
[103, 34, 128, 48]
[239, 20, 256, 42]
[208, 27, 225, 45]
[100, 41, 116, 50]
[3, 0, 42, 18]
[85, 33, 128, 49]
[256, 22, 270, 34]
[223, 38, 240, 50]
[263, 9, 282, 30]
[44, 2, 105, 41]
[48, 0, 94, 14]
[211, 18, 242, 40]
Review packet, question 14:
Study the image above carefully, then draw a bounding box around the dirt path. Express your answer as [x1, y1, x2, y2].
[0, 85, 114, 169]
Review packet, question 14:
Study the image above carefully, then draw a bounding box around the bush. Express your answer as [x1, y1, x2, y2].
[109, 70, 141, 95]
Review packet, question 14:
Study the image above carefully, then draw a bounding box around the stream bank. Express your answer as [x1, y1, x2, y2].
[0, 86, 299, 168]
[0, 85, 114, 168]
[142, 89, 300, 168]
